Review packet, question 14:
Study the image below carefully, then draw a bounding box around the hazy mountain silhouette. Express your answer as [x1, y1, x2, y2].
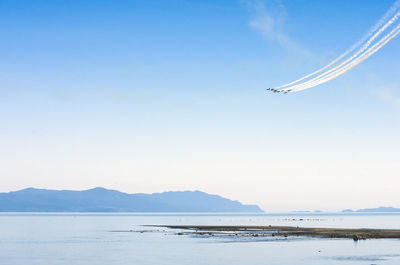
[0, 187, 262, 212]
[342, 207, 400, 213]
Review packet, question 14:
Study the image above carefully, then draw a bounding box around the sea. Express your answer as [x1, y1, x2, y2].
[0, 212, 400, 265]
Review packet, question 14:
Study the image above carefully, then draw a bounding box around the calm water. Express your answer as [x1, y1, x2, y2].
[1, 213, 400, 265]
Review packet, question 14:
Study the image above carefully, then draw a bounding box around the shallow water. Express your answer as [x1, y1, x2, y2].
[0, 213, 400, 265]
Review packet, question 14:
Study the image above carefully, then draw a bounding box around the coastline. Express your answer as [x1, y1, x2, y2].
[153, 225, 400, 241]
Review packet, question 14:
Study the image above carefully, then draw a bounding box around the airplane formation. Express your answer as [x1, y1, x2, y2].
[266, 88, 290, 94]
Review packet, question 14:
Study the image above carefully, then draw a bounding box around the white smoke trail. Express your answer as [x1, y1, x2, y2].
[288, 23, 400, 92]
[289, 23, 400, 92]
[281, 10, 400, 92]
[289, 24, 400, 92]
[275, 0, 400, 89]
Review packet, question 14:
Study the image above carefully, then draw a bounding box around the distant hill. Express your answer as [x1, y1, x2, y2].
[0, 187, 263, 212]
[342, 207, 400, 213]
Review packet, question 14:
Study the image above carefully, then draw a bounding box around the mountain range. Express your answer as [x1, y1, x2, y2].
[0, 187, 262, 212]
[342, 207, 400, 213]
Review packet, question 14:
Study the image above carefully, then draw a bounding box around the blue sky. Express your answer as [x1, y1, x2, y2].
[1, 0, 400, 211]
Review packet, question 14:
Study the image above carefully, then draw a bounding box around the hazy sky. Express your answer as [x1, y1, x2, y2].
[1, 0, 400, 212]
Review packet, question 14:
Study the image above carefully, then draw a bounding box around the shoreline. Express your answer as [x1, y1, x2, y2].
[151, 225, 400, 241]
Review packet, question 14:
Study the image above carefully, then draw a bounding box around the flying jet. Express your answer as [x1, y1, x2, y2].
[267, 88, 286, 94]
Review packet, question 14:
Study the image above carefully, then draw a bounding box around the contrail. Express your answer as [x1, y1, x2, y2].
[275, 0, 400, 90]
[282, 11, 400, 92]
[293, 25, 400, 92]
[271, 0, 400, 93]
[288, 22, 400, 92]
[289, 23, 400, 92]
